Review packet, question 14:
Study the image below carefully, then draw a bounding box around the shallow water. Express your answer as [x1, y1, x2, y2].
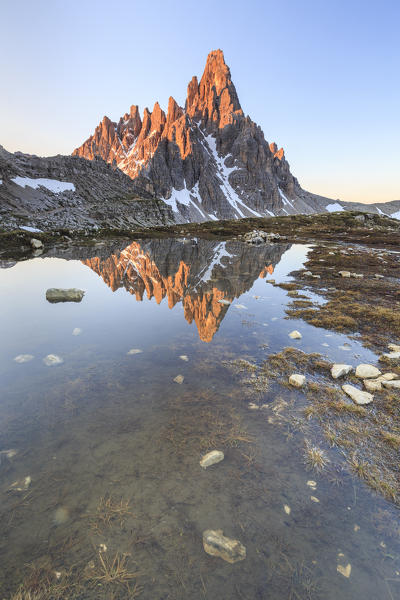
[0, 238, 399, 599]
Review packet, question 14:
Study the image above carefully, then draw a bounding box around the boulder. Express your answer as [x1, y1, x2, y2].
[203, 529, 246, 563]
[331, 364, 353, 379]
[200, 450, 224, 469]
[342, 384, 373, 405]
[289, 374, 306, 388]
[46, 288, 85, 303]
[355, 364, 381, 379]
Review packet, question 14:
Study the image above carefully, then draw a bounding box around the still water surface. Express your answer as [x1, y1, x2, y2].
[0, 238, 398, 599]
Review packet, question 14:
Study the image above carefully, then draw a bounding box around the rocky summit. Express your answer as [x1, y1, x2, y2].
[73, 50, 399, 223]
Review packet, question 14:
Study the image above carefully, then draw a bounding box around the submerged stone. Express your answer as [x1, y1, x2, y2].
[173, 375, 184, 384]
[203, 529, 246, 563]
[289, 374, 306, 388]
[127, 348, 143, 355]
[342, 384, 373, 405]
[43, 354, 63, 366]
[72, 327, 82, 336]
[331, 364, 353, 379]
[14, 354, 34, 363]
[46, 288, 85, 303]
[337, 563, 352, 578]
[179, 355, 189, 361]
[200, 450, 224, 469]
[355, 364, 381, 379]
[9, 475, 31, 492]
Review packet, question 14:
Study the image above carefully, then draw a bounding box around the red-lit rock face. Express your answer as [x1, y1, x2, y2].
[73, 50, 302, 221]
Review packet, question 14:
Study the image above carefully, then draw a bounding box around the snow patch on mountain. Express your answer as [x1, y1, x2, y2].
[11, 176, 75, 193]
[325, 202, 344, 213]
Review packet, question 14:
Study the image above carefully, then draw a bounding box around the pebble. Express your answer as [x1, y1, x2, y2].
[234, 304, 247, 310]
[173, 375, 184, 384]
[127, 348, 143, 355]
[72, 328, 82, 336]
[218, 299, 231, 305]
[310, 496, 320, 503]
[284, 505, 291, 515]
[43, 354, 63, 366]
[338, 271, 351, 278]
[382, 380, 400, 389]
[200, 450, 225, 469]
[307, 480, 317, 489]
[179, 355, 189, 361]
[288, 330, 302, 340]
[337, 563, 352, 578]
[14, 354, 34, 363]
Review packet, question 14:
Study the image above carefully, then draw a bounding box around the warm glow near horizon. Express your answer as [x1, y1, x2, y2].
[0, 0, 398, 205]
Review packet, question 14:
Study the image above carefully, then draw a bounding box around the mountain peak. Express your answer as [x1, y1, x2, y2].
[186, 49, 242, 130]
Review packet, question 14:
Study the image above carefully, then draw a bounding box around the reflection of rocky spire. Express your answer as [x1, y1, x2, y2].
[83, 239, 288, 342]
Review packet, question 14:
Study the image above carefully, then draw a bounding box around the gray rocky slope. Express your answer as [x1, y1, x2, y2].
[1, 50, 399, 231]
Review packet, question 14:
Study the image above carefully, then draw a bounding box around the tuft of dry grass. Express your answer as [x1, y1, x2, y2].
[303, 440, 329, 472]
[86, 495, 133, 532]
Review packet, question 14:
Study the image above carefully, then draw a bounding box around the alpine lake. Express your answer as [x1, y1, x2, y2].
[0, 235, 399, 600]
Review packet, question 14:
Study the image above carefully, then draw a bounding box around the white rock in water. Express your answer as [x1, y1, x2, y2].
[283, 504, 291, 515]
[342, 384, 373, 405]
[30, 238, 43, 249]
[382, 380, 400, 389]
[46, 288, 85, 303]
[200, 450, 224, 469]
[43, 354, 63, 366]
[14, 354, 34, 364]
[382, 351, 400, 360]
[363, 379, 382, 392]
[337, 563, 352, 578]
[388, 343, 400, 352]
[289, 374, 306, 388]
[203, 529, 246, 563]
[338, 271, 351, 278]
[173, 375, 184, 384]
[179, 355, 189, 361]
[9, 475, 31, 492]
[288, 330, 302, 340]
[310, 496, 320, 503]
[307, 480, 317, 489]
[331, 364, 353, 379]
[234, 304, 247, 310]
[218, 299, 231, 305]
[127, 348, 143, 355]
[380, 372, 398, 381]
[72, 328, 82, 336]
[355, 364, 381, 379]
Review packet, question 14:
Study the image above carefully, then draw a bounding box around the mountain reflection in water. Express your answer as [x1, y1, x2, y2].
[83, 239, 289, 342]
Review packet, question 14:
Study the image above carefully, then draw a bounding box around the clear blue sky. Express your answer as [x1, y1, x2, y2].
[1, 0, 399, 203]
